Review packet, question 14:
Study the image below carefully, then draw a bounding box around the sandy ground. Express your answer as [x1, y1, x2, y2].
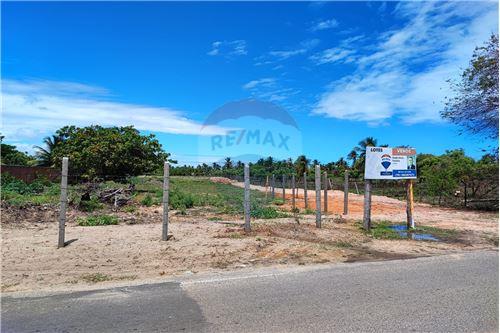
[2, 206, 497, 294]
[1, 179, 497, 293]
[232, 181, 499, 234]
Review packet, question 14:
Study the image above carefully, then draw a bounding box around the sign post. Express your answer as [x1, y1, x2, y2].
[406, 180, 415, 229]
[364, 147, 417, 231]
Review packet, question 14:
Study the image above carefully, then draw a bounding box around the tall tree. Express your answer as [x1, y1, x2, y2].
[294, 155, 310, 175]
[442, 34, 499, 140]
[34, 134, 64, 167]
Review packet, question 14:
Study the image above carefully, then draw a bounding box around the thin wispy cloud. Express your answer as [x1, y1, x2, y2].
[243, 78, 277, 90]
[242, 77, 298, 102]
[256, 39, 320, 65]
[310, 35, 364, 65]
[313, 1, 498, 125]
[2, 79, 229, 146]
[207, 40, 247, 57]
[310, 18, 338, 32]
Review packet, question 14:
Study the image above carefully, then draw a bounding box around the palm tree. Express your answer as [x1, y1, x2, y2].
[34, 135, 63, 167]
[347, 150, 358, 167]
[223, 157, 233, 169]
[294, 155, 310, 175]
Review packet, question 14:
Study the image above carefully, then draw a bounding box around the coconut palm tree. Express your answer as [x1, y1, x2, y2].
[294, 155, 310, 175]
[34, 135, 63, 167]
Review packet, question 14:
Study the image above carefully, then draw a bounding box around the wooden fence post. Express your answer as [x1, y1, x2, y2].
[244, 164, 251, 232]
[406, 179, 415, 229]
[343, 170, 349, 215]
[323, 171, 328, 213]
[315, 165, 321, 228]
[303, 172, 308, 209]
[363, 179, 372, 230]
[162, 161, 170, 241]
[58, 157, 69, 248]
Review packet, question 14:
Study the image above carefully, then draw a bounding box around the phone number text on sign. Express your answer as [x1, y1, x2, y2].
[364, 147, 417, 180]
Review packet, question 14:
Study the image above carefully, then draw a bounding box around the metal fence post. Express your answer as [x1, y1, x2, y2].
[244, 164, 251, 232]
[343, 170, 349, 215]
[304, 172, 308, 209]
[58, 157, 68, 248]
[323, 171, 328, 213]
[162, 161, 170, 241]
[315, 165, 321, 228]
[363, 179, 372, 230]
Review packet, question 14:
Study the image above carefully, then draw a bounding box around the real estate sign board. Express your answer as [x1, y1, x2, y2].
[364, 147, 417, 180]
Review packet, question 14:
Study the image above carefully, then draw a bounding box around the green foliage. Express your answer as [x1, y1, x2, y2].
[1, 142, 36, 166]
[79, 198, 104, 212]
[77, 215, 119, 226]
[81, 273, 111, 283]
[1, 174, 59, 206]
[169, 189, 195, 210]
[141, 194, 154, 207]
[251, 206, 288, 219]
[50, 125, 170, 179]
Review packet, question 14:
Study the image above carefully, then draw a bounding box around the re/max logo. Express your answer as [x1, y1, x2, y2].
[211, 129, 290, 151]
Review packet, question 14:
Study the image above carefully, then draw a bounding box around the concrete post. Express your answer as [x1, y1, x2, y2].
[244, 164, 251, 232]
[363, 179, 372, 231]
[343, 170, 349, 215]
[323, 171, 328, 213]
[292, 174, 296, 213]
[271, 174, 275, 199]
[282, 174, 286, 201]
[162, 161, 170, 241]
[315, 165, 321, 228]
[58, 157, 69, 248]
[304, 172, 308, 209]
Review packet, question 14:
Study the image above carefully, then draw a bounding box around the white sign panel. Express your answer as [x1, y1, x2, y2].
[364, 147, 417, 180]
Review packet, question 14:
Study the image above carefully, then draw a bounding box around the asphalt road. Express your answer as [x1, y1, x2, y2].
[2, 251, 498, 332]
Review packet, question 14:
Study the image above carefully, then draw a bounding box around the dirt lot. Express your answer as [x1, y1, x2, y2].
[2, 191, 498, 293]
[234, 181, 499, 234]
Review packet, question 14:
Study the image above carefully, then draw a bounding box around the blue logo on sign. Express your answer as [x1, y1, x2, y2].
[381, 154, 391, 170]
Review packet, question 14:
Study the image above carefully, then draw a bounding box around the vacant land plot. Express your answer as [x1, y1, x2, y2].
[1, 176, 498, 293]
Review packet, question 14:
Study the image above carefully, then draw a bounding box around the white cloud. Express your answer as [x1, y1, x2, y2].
[243, 78, 276, 90]
[310, 18, 339, 32]
[207, 40, 247, 57]
[314, 1, 498, 124]
[310, 48, 356, 64]
[1, 79, 229, 145]
[269, 48, 307, 60]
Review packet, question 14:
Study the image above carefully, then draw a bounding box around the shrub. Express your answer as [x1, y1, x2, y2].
[79, 197, 104, 212]
[251, 206, 288, 219]
[170, 189, 194, 210]
[77, 215, 118, 226]
[141, 194, 154, 207]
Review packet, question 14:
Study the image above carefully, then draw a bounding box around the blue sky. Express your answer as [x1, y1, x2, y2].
[2, 1, 498, 165]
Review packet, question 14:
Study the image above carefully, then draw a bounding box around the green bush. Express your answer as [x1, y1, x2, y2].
[77, 215, 119, 226]
[141, 194, 154, 207]
[251, 206, 288, 219]
[170, 189, 194, 210]
[79, 197, 104, 212]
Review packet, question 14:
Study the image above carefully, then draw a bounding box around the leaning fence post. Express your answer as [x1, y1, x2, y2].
[291, 174, 296, 215]
[304, 172, 308, 209]
[162, 161, 170, 241]
[315, 165, 321, 228]
[271, 174, 275, 199]
[323, 171, 328, 213]
[363, 179, 372, 231]
[343, 170, 349, 215]
[58, 157, 69, 248]
[244, 164, 251, 232]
